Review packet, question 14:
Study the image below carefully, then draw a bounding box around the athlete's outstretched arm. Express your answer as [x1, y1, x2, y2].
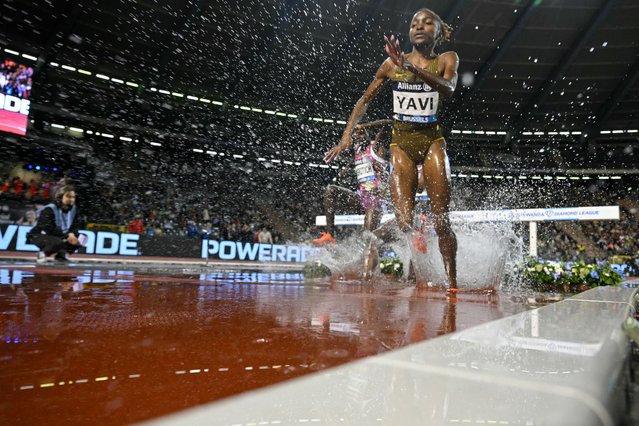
[357, 119, 393, 129]
[324, 61, 392, 163]
[384, 35, 459, 98]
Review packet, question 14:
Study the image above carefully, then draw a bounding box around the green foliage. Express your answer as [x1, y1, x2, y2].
[517, 257, 624, 292]
[380, 257, 403, 277]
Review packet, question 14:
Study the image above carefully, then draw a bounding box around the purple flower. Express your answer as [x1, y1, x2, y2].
[590, 270, 599, 279]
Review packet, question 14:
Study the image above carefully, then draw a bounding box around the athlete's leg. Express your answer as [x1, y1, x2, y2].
[372, 218, 397, 241]
[362, 208, 384, 279]
[390, 146, 421, 280]
[422, 139, 457, 289]
[389, 146, 418, 231]
[324, 184, 360, 236]
[363, 207, 382, 232]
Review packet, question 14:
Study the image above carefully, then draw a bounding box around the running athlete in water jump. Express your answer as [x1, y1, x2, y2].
[325, 8, 458, 290]
[320, 120, 390, 277]
[323, 120, 430, 279]
[322, 120, 391, 239]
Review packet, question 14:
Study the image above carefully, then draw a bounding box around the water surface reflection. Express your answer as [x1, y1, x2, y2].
[0, 265, 527, 425]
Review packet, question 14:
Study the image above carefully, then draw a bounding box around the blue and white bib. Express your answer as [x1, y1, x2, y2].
[392, 80, 439, 124]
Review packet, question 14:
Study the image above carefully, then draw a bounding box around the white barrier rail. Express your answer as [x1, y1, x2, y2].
[315, 206, 620, 257]
[315, 206, 620, 226]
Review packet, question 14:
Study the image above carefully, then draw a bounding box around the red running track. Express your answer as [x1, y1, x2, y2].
[0, 263, 529, 425]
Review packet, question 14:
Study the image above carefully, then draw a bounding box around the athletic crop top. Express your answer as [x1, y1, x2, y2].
[390, 57, 440, 124]
[354, 143, 387, 193]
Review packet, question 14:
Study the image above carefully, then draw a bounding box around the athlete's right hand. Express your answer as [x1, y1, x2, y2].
[324, 133, 351, 162]
[324, 144, 344, 163]
[384, 34, 405, 69]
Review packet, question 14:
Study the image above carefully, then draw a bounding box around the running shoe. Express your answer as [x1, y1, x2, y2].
[312, 232, 336, 246]
[36, 251, 46, 264]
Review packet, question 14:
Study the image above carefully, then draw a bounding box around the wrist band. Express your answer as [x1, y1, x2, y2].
[402, 60, 413, 71]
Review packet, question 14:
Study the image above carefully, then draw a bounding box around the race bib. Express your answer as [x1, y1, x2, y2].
[355, 161, 375, 183]
[392, 81, 439, 123]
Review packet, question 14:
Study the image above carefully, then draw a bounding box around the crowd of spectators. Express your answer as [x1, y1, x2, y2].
[587, 215, 639, 258]
[537, 210, 639, 262]
[102, 173, 290, 244]
[0, 175, 54, 203]
[1, 59, 33, 99]
[1, 148, 638, 264]
[81, 140, 328, 244]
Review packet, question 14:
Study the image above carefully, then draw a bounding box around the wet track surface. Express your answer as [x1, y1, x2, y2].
[0, 262, 530, 425]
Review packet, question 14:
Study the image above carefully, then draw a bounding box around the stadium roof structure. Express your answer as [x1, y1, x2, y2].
[1, 0, 638, 166]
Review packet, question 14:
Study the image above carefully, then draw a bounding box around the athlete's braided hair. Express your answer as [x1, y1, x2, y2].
[414, 8, 453, 46]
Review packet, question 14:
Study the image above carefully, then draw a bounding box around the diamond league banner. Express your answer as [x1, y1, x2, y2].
[316, 206, 620, 226]
[0, 225, 312, 263]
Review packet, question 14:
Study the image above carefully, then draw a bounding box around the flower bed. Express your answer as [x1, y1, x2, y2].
[380, 257, 403, 277]
[518, 257, 624, 292]
[304, 255, 631, 290]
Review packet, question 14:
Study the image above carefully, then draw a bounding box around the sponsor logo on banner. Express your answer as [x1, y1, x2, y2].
[79, 230, 140, 255]
[449, 206, 619, 222]
[0, 225, 313, 263]
[323, 206, 619, 225]
[0, 94, 30, 115]
[0, 225, 140, 255]
[200, 240, 313, 263]
[0, 225, 37, 251]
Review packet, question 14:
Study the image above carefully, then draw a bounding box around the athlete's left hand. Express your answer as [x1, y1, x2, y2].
[384, 35, 405, 68]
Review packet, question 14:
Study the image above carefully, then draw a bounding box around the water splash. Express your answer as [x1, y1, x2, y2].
[312, 221, 525, 291]
[310, 231, 377, 280]
[409, 221, 525, 291]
